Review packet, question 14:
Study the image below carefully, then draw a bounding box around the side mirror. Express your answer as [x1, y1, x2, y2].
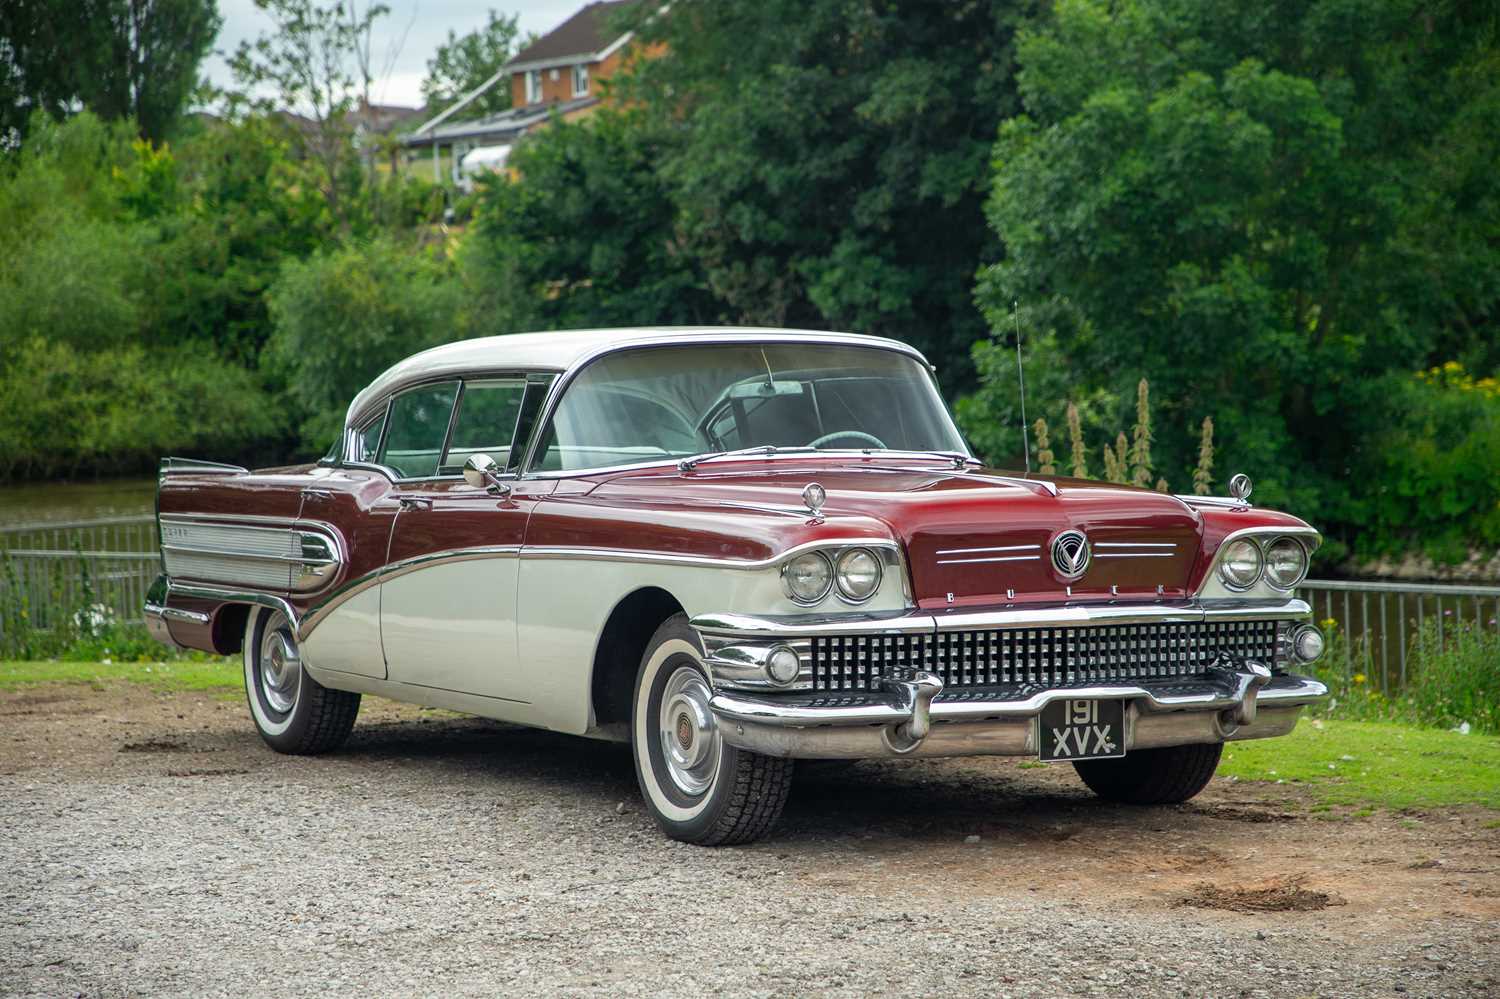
[462, 453, 512, 497]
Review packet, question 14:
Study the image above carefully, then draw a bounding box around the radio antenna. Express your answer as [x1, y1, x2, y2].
[1013, 301, 1031, 474]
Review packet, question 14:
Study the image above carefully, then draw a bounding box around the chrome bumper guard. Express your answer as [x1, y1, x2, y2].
[694, 599, 1327, 760]
[709, 668, 1326, 759]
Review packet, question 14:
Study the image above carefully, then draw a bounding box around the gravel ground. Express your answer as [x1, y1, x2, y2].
[2, 684, 1498, 998]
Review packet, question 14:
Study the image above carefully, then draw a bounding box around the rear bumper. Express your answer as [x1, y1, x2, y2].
[709, 670, 1326, 760]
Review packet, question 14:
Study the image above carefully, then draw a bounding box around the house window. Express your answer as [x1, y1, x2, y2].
[525, 70, 542, 103]
[572, 64, 590, 96]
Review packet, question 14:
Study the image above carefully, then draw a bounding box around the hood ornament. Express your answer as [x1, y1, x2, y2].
[1051, 530, 1091, 579]
[802, 482, 826, 519]
[1228, 473, 1253, 506]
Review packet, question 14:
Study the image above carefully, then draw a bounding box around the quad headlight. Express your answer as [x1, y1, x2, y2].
[781, 551, 833, 604]
[1218, 539, 1264, 590]
[1264, 537, 1309, 589]
[834, 547, 883, 603]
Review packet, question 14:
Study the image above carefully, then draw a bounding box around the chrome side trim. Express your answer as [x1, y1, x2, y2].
[168, 583, 300, 629]
[935, 544, 1039, 555]
[159, 457, 248, 476]
[162, 606, 211, 625]
[298, 545, 524, 640]
[517, 537, 903, 572]
[157, 518, 346, 595]
[936, 555, 1040, 565]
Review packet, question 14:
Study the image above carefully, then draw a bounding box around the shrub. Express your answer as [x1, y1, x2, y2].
[1306, 617, 1500, 735]
[0, 338, 285, 480]
[266, 237, 469, 451]
[1403, 620, 1500, 735]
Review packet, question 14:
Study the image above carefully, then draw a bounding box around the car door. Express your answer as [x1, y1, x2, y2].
[378, 375, 553, 704]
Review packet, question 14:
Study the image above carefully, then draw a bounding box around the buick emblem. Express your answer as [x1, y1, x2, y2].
[1051, 530, 1091, 579]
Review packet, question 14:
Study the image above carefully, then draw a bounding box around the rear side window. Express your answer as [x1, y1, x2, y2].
[379, 382, 458, 478]
[442, 380, 527, 473]
[352, 409, 386, 463]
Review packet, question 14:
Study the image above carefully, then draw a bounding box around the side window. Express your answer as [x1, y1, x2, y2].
[378, 382, 459, 479]
[352, 408, 386, 463]
[442, 380, 527, 474]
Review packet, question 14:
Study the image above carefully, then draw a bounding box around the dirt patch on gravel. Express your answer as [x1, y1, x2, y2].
[1178, 875, 1346, 913]
[3, 681, 1499, 998]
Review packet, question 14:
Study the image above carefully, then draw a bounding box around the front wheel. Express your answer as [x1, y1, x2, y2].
[243, 606, 360, 754]
[631, 614, 793, 845]
[1072, 742, 1223, 804]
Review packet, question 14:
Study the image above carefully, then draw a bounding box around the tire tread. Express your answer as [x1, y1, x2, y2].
[291, 680, 361, 755]
[1073, 742, 1222, 805]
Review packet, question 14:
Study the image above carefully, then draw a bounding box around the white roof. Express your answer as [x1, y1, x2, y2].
[345, 327, 925, 425]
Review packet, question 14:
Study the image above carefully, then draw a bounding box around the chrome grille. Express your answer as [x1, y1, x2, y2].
[809, 620, 1278, 691]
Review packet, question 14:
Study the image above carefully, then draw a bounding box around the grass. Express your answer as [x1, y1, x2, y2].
[0, 658, 240, 693]
[1218, 718, 1500, 812]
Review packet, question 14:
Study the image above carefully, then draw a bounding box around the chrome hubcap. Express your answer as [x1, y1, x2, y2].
[658, 665, 719, 796]
[259, 616, 301, 715]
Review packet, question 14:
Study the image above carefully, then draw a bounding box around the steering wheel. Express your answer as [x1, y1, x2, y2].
[807, 430, 888, 449]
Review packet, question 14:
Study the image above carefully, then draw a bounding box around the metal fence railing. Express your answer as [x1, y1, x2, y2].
[1, 515, 161, 638]
[1296, 579, 1500, 693]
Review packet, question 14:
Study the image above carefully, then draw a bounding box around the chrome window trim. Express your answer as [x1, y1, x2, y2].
[516, 334, 962, 479]
[346, 370, 545, 483]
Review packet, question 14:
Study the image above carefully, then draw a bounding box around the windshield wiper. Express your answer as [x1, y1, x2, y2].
[677, 444, 818, 471]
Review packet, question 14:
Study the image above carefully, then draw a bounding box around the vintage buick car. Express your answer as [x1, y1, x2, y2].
[144, 328, 1328, 844]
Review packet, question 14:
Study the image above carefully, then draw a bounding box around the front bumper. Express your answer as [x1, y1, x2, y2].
[709, 669, 1325, 759]
[694, 598, 1328, 760]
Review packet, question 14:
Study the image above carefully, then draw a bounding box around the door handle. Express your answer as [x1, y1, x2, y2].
[396, 495, 433, 511]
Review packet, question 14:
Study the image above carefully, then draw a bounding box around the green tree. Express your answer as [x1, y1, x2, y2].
[228, 0, 390, 229]
[976, 0, 1500, 535]
[462, 110, 718, 334]
[267, 237, 469, 448]
[621, 0, 1038, 389]
[0, 0, 220, 143]
[420, 9, 519, 117]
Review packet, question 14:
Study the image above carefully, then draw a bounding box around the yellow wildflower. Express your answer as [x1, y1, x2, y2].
[1353, 673, 1366, 684]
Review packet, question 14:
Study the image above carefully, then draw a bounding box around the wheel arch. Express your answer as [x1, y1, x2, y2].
[589, 586, 686, 736]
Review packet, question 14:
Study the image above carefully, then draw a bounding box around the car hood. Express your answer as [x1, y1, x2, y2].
[590, 462, 1206, 608]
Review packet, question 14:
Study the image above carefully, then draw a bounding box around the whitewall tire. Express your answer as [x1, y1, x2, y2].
[242, 606, 360, 754]
[631, 614, 793, 845]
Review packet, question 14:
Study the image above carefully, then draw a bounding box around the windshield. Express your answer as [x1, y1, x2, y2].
[533, 342, 966, 472]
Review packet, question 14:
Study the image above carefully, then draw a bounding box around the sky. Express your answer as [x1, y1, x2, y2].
[205, 0, 592, 110]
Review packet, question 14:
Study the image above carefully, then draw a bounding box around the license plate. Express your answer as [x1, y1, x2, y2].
[1038, 698, 1126, 762]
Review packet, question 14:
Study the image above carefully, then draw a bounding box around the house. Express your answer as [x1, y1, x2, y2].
[403, 1, 648, 186]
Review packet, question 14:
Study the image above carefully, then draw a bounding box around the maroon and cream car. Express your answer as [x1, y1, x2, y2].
[145, 328, 1328, 844]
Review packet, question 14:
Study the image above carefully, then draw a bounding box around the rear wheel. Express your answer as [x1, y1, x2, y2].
[1072, 742, 1222, 804]
[631, 614, 793, 845]
[243, 606, 360, 754]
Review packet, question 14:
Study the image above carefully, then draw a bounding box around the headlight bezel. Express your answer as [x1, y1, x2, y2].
[780, 550, 834, 605]
[1217, 538, 1265, 591]
[833, 546, 883, 604]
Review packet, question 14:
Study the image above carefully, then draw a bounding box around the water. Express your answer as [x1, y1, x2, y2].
[0, 478, 157, 527]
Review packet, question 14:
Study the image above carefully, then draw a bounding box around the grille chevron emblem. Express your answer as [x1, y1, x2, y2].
[1050, 530, 1092, 579]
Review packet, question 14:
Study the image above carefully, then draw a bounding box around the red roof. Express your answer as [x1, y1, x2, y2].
[508, 1, 637, 67]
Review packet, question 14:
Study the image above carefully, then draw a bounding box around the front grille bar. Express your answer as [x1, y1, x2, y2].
[810, 620, 1278, 692]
